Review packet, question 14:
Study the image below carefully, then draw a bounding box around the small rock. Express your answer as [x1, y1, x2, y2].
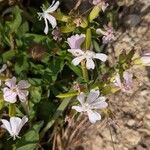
[123, 129, 141, 145]
[125, 14, 141, 27]
[145, 114, 150, 120]
[127, 119, 135, 127]
[136, 144, 147, 150]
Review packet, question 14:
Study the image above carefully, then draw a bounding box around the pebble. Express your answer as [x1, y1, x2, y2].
[145, 114, 150, 120]
[127, 119, 135, 127]
[123, 129, 141, 145]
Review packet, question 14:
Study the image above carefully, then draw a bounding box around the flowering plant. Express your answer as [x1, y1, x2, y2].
[0, 0, 148, 149]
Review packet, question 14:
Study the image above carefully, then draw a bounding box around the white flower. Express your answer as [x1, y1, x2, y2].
[68, 49, 107, 69]
[3, 77, 30, 103]
[1, 116, 28, 140]
[67, 34, 108, 70]
[38, 1, 60, 34]
[0, 64, 7, 86]
[72, 89, 108, 123]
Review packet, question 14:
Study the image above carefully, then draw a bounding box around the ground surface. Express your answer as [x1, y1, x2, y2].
[69, 0, 150, 150]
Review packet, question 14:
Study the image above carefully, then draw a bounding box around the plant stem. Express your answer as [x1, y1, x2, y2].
[9, 103, 16, 117]
[81, 61, 89, 83]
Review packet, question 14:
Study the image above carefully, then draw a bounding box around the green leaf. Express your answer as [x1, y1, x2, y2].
[23, 33, 52, 43]
[49, 58, 65, 82]
[2, 50, 16, 62]
[85, 28, 92, 50]
[60, 24, 76, 33]
[53, 11, 70, 22]
[80, 17, 88, 28]
[93, 40, 101, 52]
[67, 62, 82, 77]
[56, 91, 79, 98]
[88, 5, 101, 22]
[15, 122, 43, 150]
[15, 54, 29, 74]
[37, 101, 57, 122]
[6, 6, 22, 33]
[0, 94, 4, 110]
[30, 86, 42, 103]
[101, 85, 119, 95]
[17, 21, 29, 35]
[119, 51, 127, 64]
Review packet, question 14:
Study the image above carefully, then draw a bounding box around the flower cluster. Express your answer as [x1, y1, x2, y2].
[67, 34, 108, 69]
[1, 76, 30, 140]
[0, 0, 147, 146]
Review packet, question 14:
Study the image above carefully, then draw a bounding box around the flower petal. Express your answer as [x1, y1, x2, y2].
[10, 117, 22, 137]
[96, 28, 106, 35]
[68, 49, 84, 57]
[77, 92, 86, 105]
[67, 34, 85, 49]
[3, 88, 17, 103]
[141, 56, 150, 64]
[86, 58, 95, 69]
[45, 13, 57, 29]
[72, 56, 85, 66]
[17, 80, 30, 89]
[1, 119, 13, 136]
[91, 98, 108, 109]
[101, 2, 109, 12]
[5, 77, 16, 88]
[114, 73, 122, 88]
[17, 90, 29, 102]
[94, 53, 107, 62]
[87, 89, 100, 104]
[46, 1, 60, 13]
[87, 110, 101, 123]
[72, 106, 84, 112]
[123, 72, 133, 86]
[44, 15, 49, 34]
[17, 116, 28, 135]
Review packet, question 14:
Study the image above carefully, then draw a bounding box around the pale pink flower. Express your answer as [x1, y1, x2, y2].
[114, 71, 133, 93]
[67, 34, 107, 70]
[3, 77, 30, 103]
[1, 116, 28, 140]
[96, 26, 115, 44]
[67, 34, 85, 49]
[72, 89, 108, 123]
[140, 50, 150, 65]
[90, 0, 109, 11]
